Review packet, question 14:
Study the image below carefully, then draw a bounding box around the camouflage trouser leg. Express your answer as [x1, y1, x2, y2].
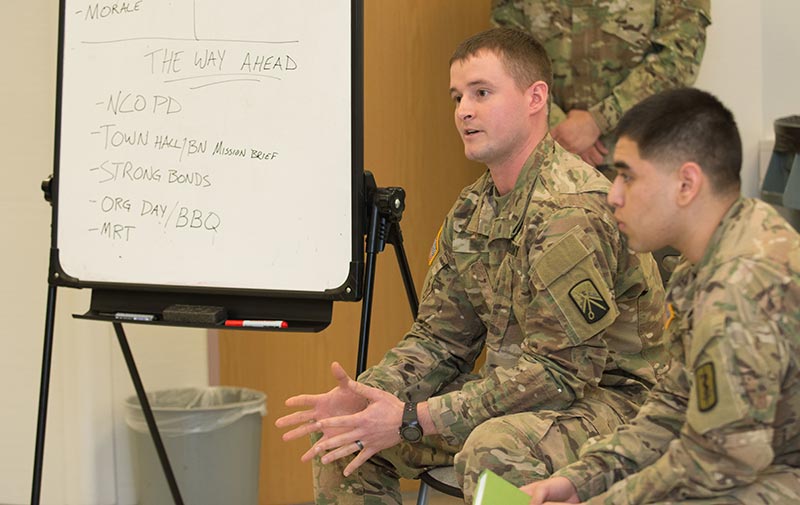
[455, 398, 627, 504]
[313, 432, 461, 505]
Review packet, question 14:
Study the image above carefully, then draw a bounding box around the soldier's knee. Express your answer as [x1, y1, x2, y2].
[456, 414, 547, 472]
[462, 416, 524, 455]
[465, 413, 552, 453]
[455, 414, 555, 501]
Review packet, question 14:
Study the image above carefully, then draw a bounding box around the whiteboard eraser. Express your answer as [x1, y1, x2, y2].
[162, 304, 227, 324]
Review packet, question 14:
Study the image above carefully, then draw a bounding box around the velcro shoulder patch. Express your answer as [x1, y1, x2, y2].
[568, 279, 610, 324]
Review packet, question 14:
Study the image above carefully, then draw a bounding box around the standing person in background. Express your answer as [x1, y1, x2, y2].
[491, 0, 710, 168]
[525, 87, 800, 505]
[276, 27, 666, 505]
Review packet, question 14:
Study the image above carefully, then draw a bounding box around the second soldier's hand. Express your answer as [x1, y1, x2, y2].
[552, 109, 602, 157]
[522, 476, 581, 504]
[579, 140, 609, 167]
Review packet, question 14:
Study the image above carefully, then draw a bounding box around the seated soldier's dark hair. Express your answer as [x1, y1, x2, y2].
[615, 87, 742, 195]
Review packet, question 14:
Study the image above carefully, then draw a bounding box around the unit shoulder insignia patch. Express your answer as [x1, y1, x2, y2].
[696, 362, 718, 412]
[568, 279, 609, 324]
[428, 224, 443, 266]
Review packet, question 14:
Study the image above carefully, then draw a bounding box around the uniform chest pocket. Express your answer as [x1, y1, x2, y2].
[459, 258, 494, 325]
[456, 253, 520, 343]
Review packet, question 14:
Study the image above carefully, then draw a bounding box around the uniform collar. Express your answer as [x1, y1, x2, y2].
[692, 197, 748, 277]
[667, 197, 748, 310]
[465, 135, 555, 240]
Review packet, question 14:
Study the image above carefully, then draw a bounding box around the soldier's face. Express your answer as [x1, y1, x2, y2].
[608, 137, 679, 253]
[449, 50, 531, 169]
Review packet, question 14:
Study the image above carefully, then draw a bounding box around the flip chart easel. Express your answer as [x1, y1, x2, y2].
[32, 1, 364, 503]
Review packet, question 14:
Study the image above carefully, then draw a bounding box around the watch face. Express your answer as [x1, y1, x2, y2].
[401, 424, 423, 443]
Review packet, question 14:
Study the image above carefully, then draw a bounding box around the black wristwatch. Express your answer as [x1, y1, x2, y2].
[399, 402, 424, 443]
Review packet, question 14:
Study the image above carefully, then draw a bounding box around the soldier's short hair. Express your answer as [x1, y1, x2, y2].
[450, 27, 553, 93]
[615, 88, 742, 195]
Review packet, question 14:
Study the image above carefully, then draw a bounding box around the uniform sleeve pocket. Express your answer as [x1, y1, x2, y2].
[686, 337, 751, 435]
[599, 0, 656, 50]
[531, 228, 619, 344]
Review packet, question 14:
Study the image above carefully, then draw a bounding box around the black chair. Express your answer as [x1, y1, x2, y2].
[416, 466, 463, 504]
[652, 246, 680, 288]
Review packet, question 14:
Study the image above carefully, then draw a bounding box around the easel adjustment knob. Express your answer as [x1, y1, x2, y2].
[41, 175, 53, 203]
[374, 187, 405, 222]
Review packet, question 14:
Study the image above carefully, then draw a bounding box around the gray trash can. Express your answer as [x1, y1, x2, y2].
[125, 386, 267, 505]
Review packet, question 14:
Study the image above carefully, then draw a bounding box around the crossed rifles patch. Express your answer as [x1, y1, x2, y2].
[568, 279, 610, 324]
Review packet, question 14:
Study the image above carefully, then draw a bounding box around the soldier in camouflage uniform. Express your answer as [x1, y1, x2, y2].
[491, 0, 710, 167]
[276, 28, 665, 504]
[525, 89, 800, 504]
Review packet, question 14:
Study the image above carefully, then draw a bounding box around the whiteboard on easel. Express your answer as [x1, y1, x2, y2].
[52, 0, 362, 297]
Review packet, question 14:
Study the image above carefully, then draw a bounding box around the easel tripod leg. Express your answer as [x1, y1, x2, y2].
[357, 203, 381, 376]
[113, 323, 185, 505]
[30, 284, 57, 505]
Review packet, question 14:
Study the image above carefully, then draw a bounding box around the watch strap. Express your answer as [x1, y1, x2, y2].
[403, 402, 418, 423]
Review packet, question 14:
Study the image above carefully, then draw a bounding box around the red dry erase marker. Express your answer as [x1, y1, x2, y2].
[224, 320, 288, 328]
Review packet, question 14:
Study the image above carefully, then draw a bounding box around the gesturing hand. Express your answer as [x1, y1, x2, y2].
[275, 361, 369, 453]
[275, 361, 407, 476]
[309, 369, 406, 476]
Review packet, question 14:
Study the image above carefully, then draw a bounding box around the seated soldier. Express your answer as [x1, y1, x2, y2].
[275, 28, 666, 505]
[525, 87, 800, 504]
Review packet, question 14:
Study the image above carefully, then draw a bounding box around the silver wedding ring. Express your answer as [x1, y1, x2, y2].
[355, 439, 364, 451]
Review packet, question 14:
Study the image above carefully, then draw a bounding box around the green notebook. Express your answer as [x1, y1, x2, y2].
[472, 469, 530, 505]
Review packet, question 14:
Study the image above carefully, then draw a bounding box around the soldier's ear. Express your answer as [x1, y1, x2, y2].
[527, 80, 548, 116]
[676, 161, 703, 207]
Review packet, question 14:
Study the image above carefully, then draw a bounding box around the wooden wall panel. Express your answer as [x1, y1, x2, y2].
[219, 2, 491, 503]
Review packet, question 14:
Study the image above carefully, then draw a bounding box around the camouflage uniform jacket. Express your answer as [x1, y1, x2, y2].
[491, 0, 711, 134]
[358, 136, 665, 447]
[554, 198, 800, 504]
